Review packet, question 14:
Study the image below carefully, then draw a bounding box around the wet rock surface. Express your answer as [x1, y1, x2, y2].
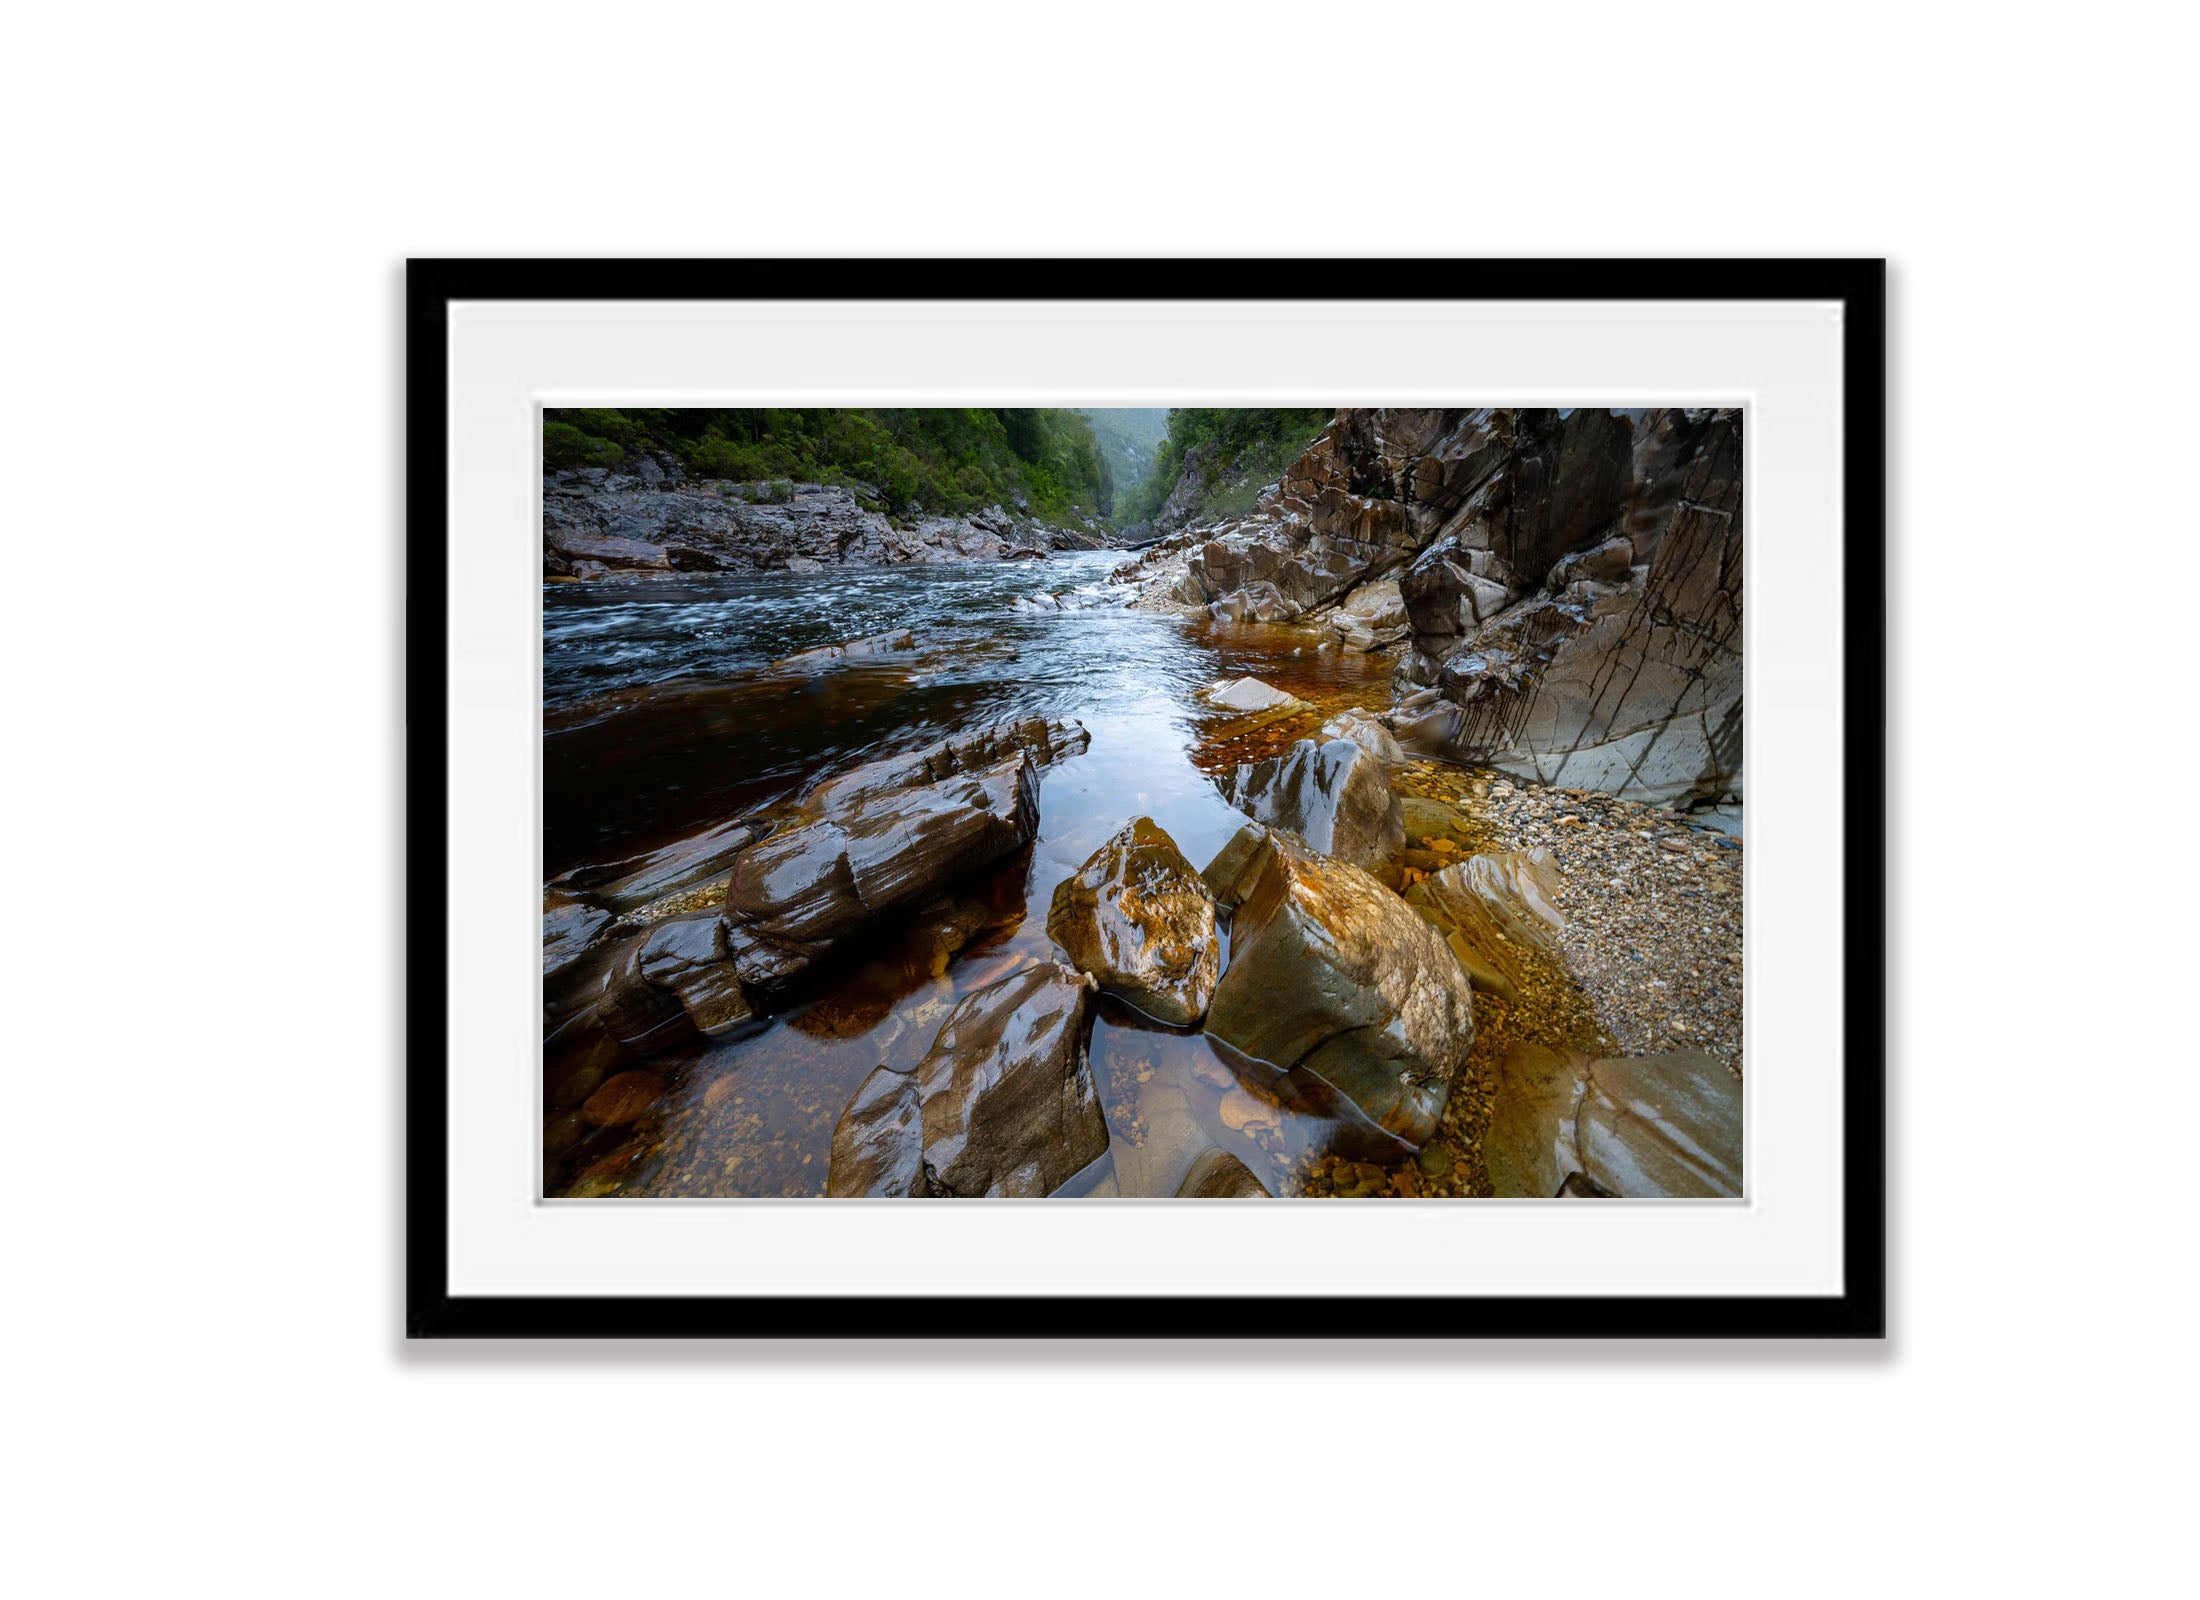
[1045, 817, 1221, 1026]
[723, 753, 1040, 991]
[840, 961, 1109, 1198]
[1484, 1044, 1742, 1198]
[1215, 737, 1406, 884]
[1203, 829, 1476, 1150]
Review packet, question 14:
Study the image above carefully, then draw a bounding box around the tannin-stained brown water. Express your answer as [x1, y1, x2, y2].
[543, 554, 1400, 1198]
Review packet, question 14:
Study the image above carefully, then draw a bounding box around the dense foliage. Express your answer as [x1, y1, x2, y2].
[1112, 408, 1333, 524]
[543, 407, 1107, 520]
[1076, 408, 1169, 511]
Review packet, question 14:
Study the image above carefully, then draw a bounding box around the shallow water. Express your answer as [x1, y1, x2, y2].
[544, 554, 1402, 1198]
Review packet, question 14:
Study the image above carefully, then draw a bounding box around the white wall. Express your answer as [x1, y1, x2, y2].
[5, 3, 2188, 1595]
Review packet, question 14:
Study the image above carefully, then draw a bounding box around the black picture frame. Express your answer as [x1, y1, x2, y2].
[406, 258, 1886, 1340]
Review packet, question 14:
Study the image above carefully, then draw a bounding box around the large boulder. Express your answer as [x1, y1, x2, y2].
[826, 963, 1107, 1198]
[916, 963, 1106, 1196]
[1485, 1045, 1742, 1198]
[1045, 817, 1221, 1026]
[1328, 577, 1409, 651]
[1214, 738, 1405, 884]
[1203, 829, 1475, 1150]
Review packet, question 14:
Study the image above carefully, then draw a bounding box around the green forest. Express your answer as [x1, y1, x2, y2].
[543, 405, 1334, 528]
[1109, 408, 1333, 525]
[543, 407, 1109, 521]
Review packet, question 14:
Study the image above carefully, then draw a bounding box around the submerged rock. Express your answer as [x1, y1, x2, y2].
[1204, 676, 1305, 715]
[799, 715, 1089, 819]
[1203, 829, 1475, 1150]
[775, 628, 916, 669]
[1175, 1147, 1272, 1198]
[1214, 737, 1405, 884]
[824, 962, 1108, 1198]
[1485, 1044, 1742, 1198]
[1045, 817, 1221, 1026]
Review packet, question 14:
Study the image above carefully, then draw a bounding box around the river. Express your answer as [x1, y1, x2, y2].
[542, 552, 1403, 1198]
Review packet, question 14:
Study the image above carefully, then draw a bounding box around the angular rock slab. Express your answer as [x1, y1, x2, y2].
[1203, 830, 1475, 1150]
[1320, 706, 1406, 768]
[723, 752, 1040, 990]
[595, 913, 757, 1053]
[1485, 1044, 1741, 1199]
[1417, 847, 1566, 1003]
[800, 715, 1089, 820]
[1045, 817, 1221, 1026]
[916, 963, 1108, 1198]
[1215, 737, 1406, 885]
[551, 818, 763, 914]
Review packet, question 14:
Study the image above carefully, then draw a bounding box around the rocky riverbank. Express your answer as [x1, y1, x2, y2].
[1101, 408, 1744, 814]
[538, 407, 1745, 1201]
[544, 457, 1112, 580]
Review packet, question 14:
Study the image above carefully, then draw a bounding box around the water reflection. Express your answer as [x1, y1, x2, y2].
[545, 555, 1400, 1198]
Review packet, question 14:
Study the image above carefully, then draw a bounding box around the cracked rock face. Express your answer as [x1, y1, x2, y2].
[1202, 829, 1475, 1151]
[1045, 817, 1221, 1026]
[1485, 1044, 1742, 1198]
[1121, 407, 1744, 810]
[1215, 737, 1406, 885]
[1398, 410, 1744, 806]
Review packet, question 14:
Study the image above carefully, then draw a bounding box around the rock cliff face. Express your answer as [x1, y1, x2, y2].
[1118, 407, 1743, 810]
[543, 465, 1111, 580]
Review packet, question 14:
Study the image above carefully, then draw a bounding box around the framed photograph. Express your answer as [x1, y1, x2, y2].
[407, 259, 1884, 1338]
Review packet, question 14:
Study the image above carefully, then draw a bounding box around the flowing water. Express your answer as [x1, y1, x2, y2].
[544, 552, 1401, 1199]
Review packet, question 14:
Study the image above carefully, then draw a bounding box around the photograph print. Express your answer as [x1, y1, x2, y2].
[540, 404, 1743, 1201]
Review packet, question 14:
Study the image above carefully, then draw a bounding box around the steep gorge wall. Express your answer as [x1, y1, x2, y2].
[1133, 407, 1744, 809]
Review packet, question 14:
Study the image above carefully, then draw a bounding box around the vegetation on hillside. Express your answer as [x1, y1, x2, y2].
[543, 407, 1107, 521]
[1076, 408, 1169, 511]
[1112, 408, 1333, 524]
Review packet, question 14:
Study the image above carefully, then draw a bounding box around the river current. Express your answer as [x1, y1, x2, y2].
[543, 552, 1399, 1198]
